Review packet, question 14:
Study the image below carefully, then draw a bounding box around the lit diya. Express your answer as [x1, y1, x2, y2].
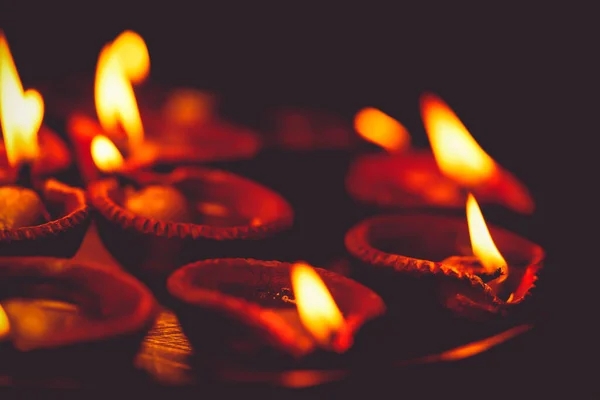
[0, 257, 157, 375]
[87, 143, 294, 295]
[65, 30, 262, 185]
[0, 35, 90, 257]
[167, 259, 385, 367]
[345, 194, 544, 321]
[0, 33, 72, 185]
[346, 94, 534, 214]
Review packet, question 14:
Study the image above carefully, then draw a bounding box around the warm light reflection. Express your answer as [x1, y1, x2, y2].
[420, 93, 496, 187]
[91, 134, 125, 172]
[291, 263, 346, 348]
[0, 304, 9, 339]
[434, 324, 532, 361]
[354, 107, 410, 153]
[0, 33, 43, 167]
[467, 193, 507, 279]
[95, 30, 148, 149]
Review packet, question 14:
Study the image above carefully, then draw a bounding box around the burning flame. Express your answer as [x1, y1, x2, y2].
[95, 30, 148, 150]
[420, 93, 497, 187]
[467, 193, 507, 279]
[91, 135, 125, 172]
[0, 33, 43, 167]
[354, 107, 410, 153]
[291, 263, 346, 348]
[0, 304, 9, 339]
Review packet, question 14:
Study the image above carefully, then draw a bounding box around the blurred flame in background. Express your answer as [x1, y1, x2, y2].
[0, 33, 43, 166]
[95, 30, 149, 150]
[90, 134, 125, 172]
[354, 107, 411, 153]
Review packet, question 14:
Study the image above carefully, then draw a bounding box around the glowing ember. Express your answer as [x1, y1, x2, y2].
[291, 262, 346, 349]
[354, 107, 410, 153]
[420, 92, 497, 187]
[0, 34, 43, 167]
[95, 30, 148, 150]
[467, 193, 508, 280]
[91, 135, 125, 173]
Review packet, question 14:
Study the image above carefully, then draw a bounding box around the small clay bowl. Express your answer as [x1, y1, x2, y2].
[345, 213, 544, 321]
[88, 167, 294, 295]
[345, 151, 535, 215]
[0, 179, 91, 257]
[0, 125, 72, 185]
[0, 257, 157, 376]
[167, 258, 385, 366]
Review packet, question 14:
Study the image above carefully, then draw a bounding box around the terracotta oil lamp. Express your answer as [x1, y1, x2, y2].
[0, 34, 90, 257]
[87, 141, 294, 296]
[63, 30, 261, 185]
[345, 194, 544, 323]
[167, 259, 385, 368]
[0, 257, 157, 376]
[345, 94, 534, 218]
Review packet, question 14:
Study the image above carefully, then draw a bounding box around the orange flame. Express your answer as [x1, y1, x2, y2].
[95, 30, 148, 150]
[0, 33, 43, 167]
[91, 135, 125, 173]
[291, 262, 346, 348]
[354, 107, 410, 153]
[420, 93, 497, 187]
[467, 193, 507, 279]
[0, 304, 9, 340]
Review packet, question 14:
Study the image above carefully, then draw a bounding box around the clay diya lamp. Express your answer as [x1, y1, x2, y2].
[63, 30, 262, 185]
[345, 195, 544, 325]
[0, 33, 73, 185]
[0, 257, 157, 378]
[88, 165, 294, 296]
[167, 258, 385, 369]
[345, 93, 534, 221]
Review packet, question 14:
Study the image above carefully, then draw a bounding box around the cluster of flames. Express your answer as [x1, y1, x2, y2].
[0, 30, 515, 352]
[356, 97, 510, 280]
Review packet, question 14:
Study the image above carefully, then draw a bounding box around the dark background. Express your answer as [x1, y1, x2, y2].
[0, 3, 594, 396]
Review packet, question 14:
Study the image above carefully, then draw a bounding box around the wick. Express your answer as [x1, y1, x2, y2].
[15, 162, 34, 189]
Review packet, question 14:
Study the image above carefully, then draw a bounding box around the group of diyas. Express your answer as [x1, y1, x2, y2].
[0, 30, 543, 380]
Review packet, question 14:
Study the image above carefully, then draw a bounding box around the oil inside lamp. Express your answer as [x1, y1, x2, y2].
[0, 34, 50, 229]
